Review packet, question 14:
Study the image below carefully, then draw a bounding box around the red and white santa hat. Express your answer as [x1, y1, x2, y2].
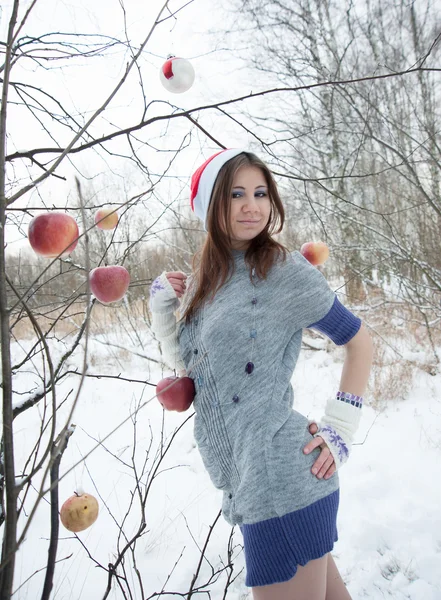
[190, 148, 246, 230]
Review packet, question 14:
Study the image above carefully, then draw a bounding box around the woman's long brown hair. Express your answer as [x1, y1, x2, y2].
[182, 152, 288, 322]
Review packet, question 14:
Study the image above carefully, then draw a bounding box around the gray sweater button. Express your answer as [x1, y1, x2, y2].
[232, 395, 239, 403]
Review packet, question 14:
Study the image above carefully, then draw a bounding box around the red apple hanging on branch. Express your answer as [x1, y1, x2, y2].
[159, 55, 195, 93]
[89, 265, 130, 304]
[156, 375, 195, 412]
[28, 212, 79, 258]
[300, 241, 330, 266]
[95, 207, 119, 230]
[60, 492, 99, 532]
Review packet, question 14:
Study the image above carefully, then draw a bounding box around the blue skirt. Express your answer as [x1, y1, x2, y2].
[239, 489, 339, 587]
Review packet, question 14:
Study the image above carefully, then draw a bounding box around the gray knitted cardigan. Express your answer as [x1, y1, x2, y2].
[151, 251, 354, 526]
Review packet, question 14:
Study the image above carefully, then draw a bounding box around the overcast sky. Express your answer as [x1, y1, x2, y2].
[3, 0, 267, 247]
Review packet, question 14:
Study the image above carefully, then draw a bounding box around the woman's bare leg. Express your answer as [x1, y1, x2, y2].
[325, 554, 352, 600]
[251, 555, 327, 600]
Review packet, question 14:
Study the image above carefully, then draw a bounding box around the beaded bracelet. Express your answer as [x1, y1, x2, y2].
[336, 390, 363, 408]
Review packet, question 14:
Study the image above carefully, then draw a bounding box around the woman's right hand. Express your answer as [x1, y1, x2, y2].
[165, 271, 187, 298]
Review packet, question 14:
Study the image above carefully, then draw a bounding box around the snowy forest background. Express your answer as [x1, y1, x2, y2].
[1, 0, 441, 598]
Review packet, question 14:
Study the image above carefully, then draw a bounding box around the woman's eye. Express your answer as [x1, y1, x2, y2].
[232, 190, 267, 198]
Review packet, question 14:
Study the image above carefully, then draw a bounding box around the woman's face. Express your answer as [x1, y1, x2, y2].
[228, 165, 271, 250]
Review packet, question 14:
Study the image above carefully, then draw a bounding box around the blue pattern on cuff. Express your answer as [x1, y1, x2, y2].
[150, 277, 166, 298]
[320, 425, 349, 463]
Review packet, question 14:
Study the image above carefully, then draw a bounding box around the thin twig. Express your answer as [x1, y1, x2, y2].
[40, 427, 76, 600]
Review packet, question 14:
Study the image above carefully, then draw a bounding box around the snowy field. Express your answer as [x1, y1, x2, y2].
[9, 321, 441, 599]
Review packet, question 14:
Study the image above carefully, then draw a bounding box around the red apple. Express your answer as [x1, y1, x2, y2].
[89, 265, 130, 304]
[300, 241, 330, 266]
[95, 207, 119, 230]
[28, 213, 79, 258]
[156, 376, 195, 412]
[60, 492, 99, 532]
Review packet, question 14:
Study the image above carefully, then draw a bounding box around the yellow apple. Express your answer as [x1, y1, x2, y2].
[95, 207, 119, 230]
[300, 241, 330, 266]
[60, 492, 99, 532]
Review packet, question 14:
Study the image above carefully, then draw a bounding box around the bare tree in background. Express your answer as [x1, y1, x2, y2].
[0, 1, 235, 597]
[219, 0, 441, 357]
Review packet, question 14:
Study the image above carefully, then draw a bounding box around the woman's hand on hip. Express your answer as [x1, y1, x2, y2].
[165, 272, 187, 298]
[303, 421, 336, 480]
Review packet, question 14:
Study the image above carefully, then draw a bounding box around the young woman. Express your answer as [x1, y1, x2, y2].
[149, 149, 373, 600]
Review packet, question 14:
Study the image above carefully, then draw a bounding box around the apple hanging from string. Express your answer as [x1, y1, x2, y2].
[60, 492, 99, 532]
[300, 241, 330, 266]
[95, 207, 119, 230]
[160, 55, 195, 94]
[89, 265, 130, 304]
[28, 213, 79, 258]
[156, 375, 195, 412]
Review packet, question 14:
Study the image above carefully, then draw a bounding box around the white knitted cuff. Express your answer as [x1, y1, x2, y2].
[149, 272, 184, 370]
[150, 313, 185, 371]
[151, 310, 176, 336]
[149, 272, 179, 314]
[314, 396, 362, 469]
[160, 336, 185, 371]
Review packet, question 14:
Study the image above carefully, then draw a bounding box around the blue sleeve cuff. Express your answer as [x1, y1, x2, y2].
[307, 296, 362, 345]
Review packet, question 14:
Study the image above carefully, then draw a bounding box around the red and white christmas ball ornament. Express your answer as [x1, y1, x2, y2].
[160, 55, 195, 94]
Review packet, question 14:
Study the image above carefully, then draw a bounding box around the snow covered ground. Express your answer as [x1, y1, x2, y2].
[8, 324, 441, 599]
